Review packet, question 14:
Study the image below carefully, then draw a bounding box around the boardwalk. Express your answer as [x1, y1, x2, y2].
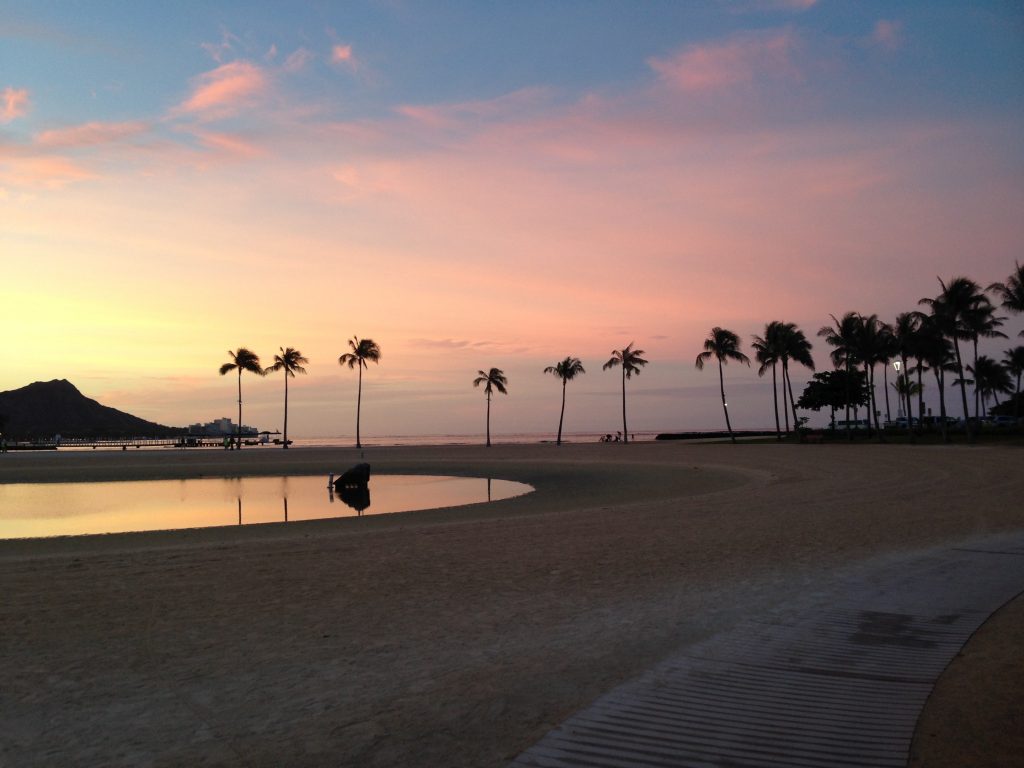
[513, 533, 1024, 768]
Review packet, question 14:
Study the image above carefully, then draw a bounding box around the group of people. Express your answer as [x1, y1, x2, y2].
[599, 432, 633, 443]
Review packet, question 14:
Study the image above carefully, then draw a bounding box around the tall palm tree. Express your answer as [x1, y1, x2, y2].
[967, 356, 1012, 412]
[602, 343, 648, 444]
[818, 312, 861, 441]
[778, 323, 814, 436]
[696, 327, 750, 443]
[988, 262, 1024, 328]
[473, 368, 508, 447]
[1003, 346, 1024, 420]
[338, 337, 381, 449]
[218, 347, 264, 449]
[752, 321, 785, 440]
[852, 313, 888, 438]
[920, 277, 987, 441]
[892, 312, 921, 439]
[265, 347, 308, 450]
[916, 319, 955, 442]
[543, 356, 586, 446]
[962, 298, 1006, 418]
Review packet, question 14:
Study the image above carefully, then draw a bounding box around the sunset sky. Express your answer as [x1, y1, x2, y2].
[3, 1, 1023, 438]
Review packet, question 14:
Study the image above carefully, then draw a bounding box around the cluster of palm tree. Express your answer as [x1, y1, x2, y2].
[217, 264, 1020, 449]
[219, 337, 379, 449]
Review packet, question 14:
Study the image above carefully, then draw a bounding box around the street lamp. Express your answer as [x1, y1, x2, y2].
[893, 360, 903, 420]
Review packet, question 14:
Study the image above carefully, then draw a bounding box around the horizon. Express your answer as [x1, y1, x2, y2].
[3, 2, 1023, 437]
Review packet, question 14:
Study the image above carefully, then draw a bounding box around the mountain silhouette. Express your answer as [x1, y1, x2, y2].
[0, 380, 184, 440]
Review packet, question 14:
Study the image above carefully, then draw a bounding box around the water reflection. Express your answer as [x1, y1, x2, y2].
[1, 475, 533, 538]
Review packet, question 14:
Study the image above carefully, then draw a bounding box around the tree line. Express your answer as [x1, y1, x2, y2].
[219, 263, 1022, 448]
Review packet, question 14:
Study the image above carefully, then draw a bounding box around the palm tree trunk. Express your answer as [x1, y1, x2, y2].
[916, 362, 925, 429]
[844, 358, 852, 442]
[621, 368, 628, 444]
[771, 363, 781, 440]
[718, 359, 735, 443]
[782, 367, 790, 433]
[863, 362, 874, 438]
[283, 373, 289, 449]
[485, 393, 491, 447]
[237, 369, 243, 450]
[355, 364, 363, 449]
[883, 364, 891, 424]
[951, 337, 972, 441]
[935, 367, 948, 443]
[784, 361, 800, 438]
[901, 354, 915, 444]
[557, 380, 566, 445]
[973, 338, 980, 420]
[1016, 373, 1021, 420]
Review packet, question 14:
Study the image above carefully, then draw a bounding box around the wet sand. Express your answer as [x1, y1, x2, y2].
[1, 441, 1021, 766]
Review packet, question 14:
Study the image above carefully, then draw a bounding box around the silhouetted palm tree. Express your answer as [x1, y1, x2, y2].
[1004, 346, 1024, 420]
[916, 318, 955, 442]
[219, 347, 264, 449]
[265, 347, 308, 450]
[852, 313, 887, 438]
[818, 312, 861, 440]
[892, 312, 921, 439]
[338, 337, 381, 449]
[988, 262, 1024, 331]
[962, 299, 1006, 418]
[473, 368, 508, 447]
[543, 356, 586, 445]
[778, 323, 814, 436]
[920, 277, 987, 441]
[696, 327, 750, 443]
[967, 356, 1012, 412]
[752, 321, 785, 440]
[603, 343, 648, 444]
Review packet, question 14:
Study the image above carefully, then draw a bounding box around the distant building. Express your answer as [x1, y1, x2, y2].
[188, 417, 257, 436]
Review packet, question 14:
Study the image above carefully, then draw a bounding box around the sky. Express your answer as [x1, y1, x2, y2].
[2, 1, 1023, 438]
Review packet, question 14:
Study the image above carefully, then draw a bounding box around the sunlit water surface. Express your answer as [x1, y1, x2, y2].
[0, 475, 533, 539]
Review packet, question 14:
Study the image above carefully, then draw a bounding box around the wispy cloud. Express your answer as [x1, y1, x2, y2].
[648, 30, 800, 91]
[283, 47, 315, 73]
[200, 28, 240, 63]
[35, 120, 149, 148]
[172, 61, 267, 120]
[868, 20, 902, 51]
[0, 154, 94, 188]
[1, 87, 30, 123]
[187, 128, 261, 157]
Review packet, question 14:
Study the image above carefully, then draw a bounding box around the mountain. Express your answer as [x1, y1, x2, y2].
[0, 380, 185, 439]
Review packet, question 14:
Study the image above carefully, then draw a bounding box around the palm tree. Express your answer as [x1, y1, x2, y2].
[543, 356, 586, 445]
[962, 298, 1006, 418]
[892, 313, 921, 439]
[968, 356, 1012, 413]
[778, 323, 814, 436]
[218, 347, 264, 449]
[338, 337, 381, 449]
[818, 312, 861, 441]
[752, 322, 785, 440]
[696, 327, 750, 443]
[1003, 346, 1024, 420]
[920, 277, 987, 441]
[473, 368, 508, 447]
[916, 319, 955, 442]
[602, 343, 648, 444]
[988, 262, 1024, 328]
[265, 347, 308, 450]
[851, 313, 888, 438]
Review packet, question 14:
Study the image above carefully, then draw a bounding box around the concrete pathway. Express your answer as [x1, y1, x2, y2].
[512, 533, 1024, 768]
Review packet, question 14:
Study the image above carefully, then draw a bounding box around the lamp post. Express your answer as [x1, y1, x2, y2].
[893, 360, 903, 420]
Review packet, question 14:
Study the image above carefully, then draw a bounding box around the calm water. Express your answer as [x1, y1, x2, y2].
[0, 475, 533, 539]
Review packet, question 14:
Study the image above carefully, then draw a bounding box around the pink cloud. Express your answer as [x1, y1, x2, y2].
[1, 87, 30, 123]
[0, 154, 94, 188]
[189, 128, 261, 157]
[869, 20, 902, 51]
[200, 29, 240, 63]
[283, 47, 315, 73]
[35, 120, 149, 148]
[648, 30, 800, 91]
[173, 61, 266, 119]
[331, 44, 354, 64]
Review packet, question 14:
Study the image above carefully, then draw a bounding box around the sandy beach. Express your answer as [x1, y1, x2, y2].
[1, 441, 1021, 767]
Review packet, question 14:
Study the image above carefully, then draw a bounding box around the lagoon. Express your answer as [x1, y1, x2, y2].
[0, 474, 533, 539]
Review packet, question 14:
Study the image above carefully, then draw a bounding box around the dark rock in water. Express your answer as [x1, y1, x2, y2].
[334, 463, 371, 490]
[338, 483, 371, 513]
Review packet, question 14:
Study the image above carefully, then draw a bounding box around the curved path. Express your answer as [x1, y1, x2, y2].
[513, 533, 1024, 767]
